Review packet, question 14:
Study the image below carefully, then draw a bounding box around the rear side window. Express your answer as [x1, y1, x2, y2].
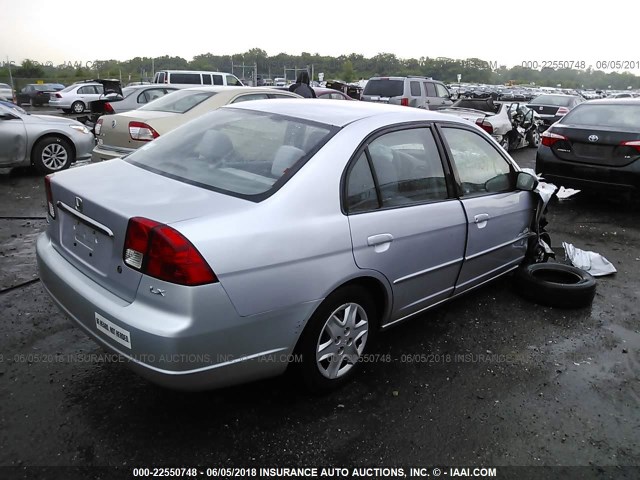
[126, 109, 336, 199]
[410, 81, 421, 96]
[442, 128, 514, 195]
[346, 128, 448, 212]
[562, 104, 640, 129]
[138, 90, 215, 113]
[363, 79, 404, 97]
[169, 73, 201, 84]
[213, 75, 223, 85]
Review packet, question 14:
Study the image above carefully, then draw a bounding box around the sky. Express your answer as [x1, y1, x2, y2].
[2, 0, 639, 74]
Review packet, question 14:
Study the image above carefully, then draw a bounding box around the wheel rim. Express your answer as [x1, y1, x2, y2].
[316, 302, 369, 379]
[73, 102, 84, 113]
[532, 130, 540, 146]
[41, 143, 68, 170]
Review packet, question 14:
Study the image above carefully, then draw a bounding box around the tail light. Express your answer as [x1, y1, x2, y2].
[475, 117, 494, 134]
[104, 102, 114, 114]
[44, 175, 56, 218]
[123, 217, 217, 286]
[400, 98, 409, 106]
[541, 130, 567, 147]
[55, 93, 62, 98]
[556, 107, 570, 116]
[129, 121, 159, 141]
[620, 140, 640, 153]
[95, 118, 103, 135]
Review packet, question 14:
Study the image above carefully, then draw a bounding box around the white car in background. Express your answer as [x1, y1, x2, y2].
[0, 82, 14, 101]
[49, 82, 105, 114]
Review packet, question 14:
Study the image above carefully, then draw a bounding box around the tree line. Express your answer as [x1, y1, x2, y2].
[2, 49, 640, 89]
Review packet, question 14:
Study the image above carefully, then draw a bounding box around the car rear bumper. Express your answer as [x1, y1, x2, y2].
[36, 233, 319, 390]
[91, 144, 135, 162]
[536, 146, 640, 192]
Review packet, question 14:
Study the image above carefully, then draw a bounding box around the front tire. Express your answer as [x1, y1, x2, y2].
[527, 129, 541, 148]
[71, 101, 85, 114]
[295, 285, 376, 392]
[32, 136, 74, 174]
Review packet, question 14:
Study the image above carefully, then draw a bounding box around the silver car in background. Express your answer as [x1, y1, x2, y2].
[0, 101, 95, 174]
[100, 84, 182, 114]
[37, 100, 539, 392]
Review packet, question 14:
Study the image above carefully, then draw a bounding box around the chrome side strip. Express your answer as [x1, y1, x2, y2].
[465, 233, 531, 261]
[381, 264, 520, 330]
[56, 201, 114, 238]
[393, 257, 464, 285]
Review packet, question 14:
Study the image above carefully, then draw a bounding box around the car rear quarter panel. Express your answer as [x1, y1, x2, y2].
[171, 120, 398, 318]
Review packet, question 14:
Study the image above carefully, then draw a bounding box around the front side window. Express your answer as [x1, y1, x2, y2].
[126, 108, 336, 200]
[226, 75, 242, 86]
[442, 128, 514, 195]
[435, 83, 450, 98]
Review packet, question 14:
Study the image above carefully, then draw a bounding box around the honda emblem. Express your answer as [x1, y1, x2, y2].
[74, 196, 83, 212]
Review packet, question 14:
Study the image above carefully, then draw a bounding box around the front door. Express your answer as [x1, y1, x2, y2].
[439, 126, 535, 294]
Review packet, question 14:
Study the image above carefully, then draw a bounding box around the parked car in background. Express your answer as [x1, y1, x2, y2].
[49, 82, 105, 114]
[16, 84, 58, 106]
[536, 98, 640, 194]
[0, 100, 94, 174]
[38, 99, 541, 392]
[91, 86, 300, 162]
[526, 94, 584, 129]
[93, 84, 182, 115]
[152, 70, 243, 87]
[361, 76, 453, 110]
[313, 87, 354, 100]
[0, 83, 15, 101]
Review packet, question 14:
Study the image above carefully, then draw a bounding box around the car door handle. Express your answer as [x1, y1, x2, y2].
[474, 214, 490, 229]
[367, 234, 394, 246]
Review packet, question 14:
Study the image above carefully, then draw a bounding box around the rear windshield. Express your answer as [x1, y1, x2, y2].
[561, 104, 640, 129]
[138, 90, 215, 113]
[363, 79, 404, 97]
[126, 108, 336, 200]
[529, 95, 574, 106]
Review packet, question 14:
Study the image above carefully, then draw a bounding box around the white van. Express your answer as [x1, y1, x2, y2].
[153, 70, 244, 87]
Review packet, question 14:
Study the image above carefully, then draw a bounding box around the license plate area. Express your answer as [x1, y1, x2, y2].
[60, 210, 113, 272]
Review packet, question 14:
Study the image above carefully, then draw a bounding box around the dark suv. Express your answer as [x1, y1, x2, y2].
[361, 76, 453, 109]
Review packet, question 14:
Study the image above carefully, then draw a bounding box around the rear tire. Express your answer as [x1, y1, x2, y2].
[62, 108, 72, 114]
[31, 136, 74, 174]
[295, 285, 376, 393]
[71, 101, 85, 114]
[514, 262, 596, 308]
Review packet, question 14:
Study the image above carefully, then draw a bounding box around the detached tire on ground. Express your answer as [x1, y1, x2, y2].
[514, 262, 596, 308]
[294, 285, 377, 393]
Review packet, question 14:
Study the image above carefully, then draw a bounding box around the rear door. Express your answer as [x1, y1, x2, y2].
[438, 125, 534, 294]
[346, 125, 467, 324]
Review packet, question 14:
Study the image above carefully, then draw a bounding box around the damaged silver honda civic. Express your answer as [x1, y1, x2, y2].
[37, 99, 544, 392]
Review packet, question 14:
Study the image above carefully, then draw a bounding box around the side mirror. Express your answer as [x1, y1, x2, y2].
[516, 171, 538, 191]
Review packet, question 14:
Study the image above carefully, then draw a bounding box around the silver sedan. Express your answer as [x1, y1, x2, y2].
[37, 100, 540, 391]
[0, 101, 95, 174]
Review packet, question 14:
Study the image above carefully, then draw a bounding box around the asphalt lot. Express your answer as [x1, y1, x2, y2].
[1, 106, 639, 478]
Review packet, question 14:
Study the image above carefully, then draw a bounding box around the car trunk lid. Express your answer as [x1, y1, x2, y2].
[47, 160, 248, 302]
[549, 124, 640, 166]
[95, 110, 178, 150]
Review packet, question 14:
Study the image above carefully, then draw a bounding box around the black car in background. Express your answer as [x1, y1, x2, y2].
[536, 98, 640, 194]
[527, 94, 584, 129]
[16, 84, 62, 106]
